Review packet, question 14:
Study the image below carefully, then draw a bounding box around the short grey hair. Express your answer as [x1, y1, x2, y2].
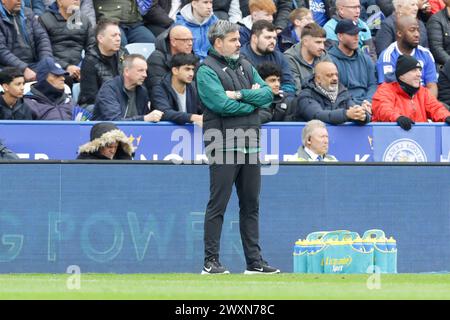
[123, 54, 146, 69]
[393, 0, 418, 10]
[302, 120, 327, 146]
[208, 20, 240, 46]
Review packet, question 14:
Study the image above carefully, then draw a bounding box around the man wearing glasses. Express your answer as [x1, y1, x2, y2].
[146, 25, 196, 90]
[323, 0, 377, 61]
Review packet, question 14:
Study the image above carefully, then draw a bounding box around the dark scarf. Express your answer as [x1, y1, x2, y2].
[398, 80, 420, 98]
[317, 83, 339, 103]
[34, 80, 65, 102]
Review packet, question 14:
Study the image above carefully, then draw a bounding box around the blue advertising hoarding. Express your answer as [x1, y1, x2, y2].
[441, 126, 450, 162]
[0, 162, 449, 273]
[372, 125, 440, 162]
[0, 121, 447, 162]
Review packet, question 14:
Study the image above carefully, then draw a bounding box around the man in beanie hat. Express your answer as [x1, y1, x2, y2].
[376, 15, 438, 97]
[24, 57, 74, 120]
[372, 54, 450, 130]
[77, 122, 134, 160]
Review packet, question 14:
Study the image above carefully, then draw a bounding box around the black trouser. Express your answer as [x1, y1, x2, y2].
[204, 152, 261, 267]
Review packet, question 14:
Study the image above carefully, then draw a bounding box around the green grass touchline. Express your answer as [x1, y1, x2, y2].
[0, 274, 449, 300]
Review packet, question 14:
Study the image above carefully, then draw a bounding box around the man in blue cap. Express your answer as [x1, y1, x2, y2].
[24, 57, 74, 120]
[328, 19, 377, 109]
[323, 0, 376, 61]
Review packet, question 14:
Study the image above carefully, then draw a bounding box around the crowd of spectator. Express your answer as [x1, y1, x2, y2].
[0, 0, 450, 132]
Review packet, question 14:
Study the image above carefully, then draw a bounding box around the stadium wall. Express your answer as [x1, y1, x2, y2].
[0, 162, 448, 274]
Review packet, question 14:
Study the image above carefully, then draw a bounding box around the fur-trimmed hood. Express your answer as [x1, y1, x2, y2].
[78, 126, 135, 160]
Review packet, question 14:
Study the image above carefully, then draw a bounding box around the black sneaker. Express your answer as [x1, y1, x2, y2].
[244, 260, 280, 274]
[201, 259, 230, 275]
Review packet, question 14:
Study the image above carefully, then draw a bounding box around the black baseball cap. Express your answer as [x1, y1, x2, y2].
[335, 19, 366, 35]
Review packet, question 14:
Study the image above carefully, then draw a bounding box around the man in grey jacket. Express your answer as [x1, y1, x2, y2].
[284, 22, 331, 94]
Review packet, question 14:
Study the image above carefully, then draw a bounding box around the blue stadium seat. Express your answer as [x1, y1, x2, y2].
[125, 43, 155, 59]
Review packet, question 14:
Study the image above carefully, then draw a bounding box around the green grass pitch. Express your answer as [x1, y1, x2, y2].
[0, 274, 450, 299]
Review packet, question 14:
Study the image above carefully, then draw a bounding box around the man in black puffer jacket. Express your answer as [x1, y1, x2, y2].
[437, 59, 450, 109]
[0, 0, 53, 82]
[145, 25, 194, 90]
[427, 2, 450, 67]
[78, 19, 127, 107]
[39, 0, 95, 83]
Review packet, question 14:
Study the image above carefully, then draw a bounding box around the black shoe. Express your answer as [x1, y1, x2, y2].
[201, 259, 230, 275]
[244, 260, 280, 274]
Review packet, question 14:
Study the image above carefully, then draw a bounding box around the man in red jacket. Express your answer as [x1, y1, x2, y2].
[372, 54, 450, 130]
